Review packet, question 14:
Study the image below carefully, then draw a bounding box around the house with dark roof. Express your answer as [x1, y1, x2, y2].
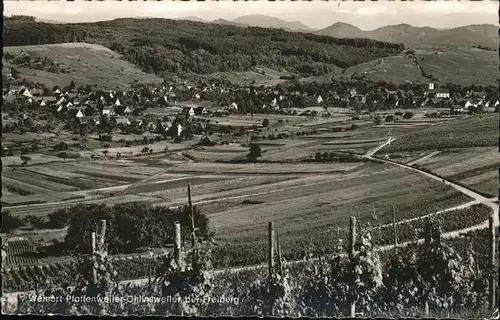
[182, 107, 195, 117]
[194, 106, 208, 116]
[78, 116, 96, 125]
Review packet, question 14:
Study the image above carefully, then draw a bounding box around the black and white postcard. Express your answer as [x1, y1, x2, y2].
[1, 0, 499, 317]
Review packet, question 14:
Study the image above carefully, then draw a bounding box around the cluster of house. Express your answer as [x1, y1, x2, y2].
[2, 82, 249, 137]
[319, 83, 498, 113]
[3, 80, 497, 134]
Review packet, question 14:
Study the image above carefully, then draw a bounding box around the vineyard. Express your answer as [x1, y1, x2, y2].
[3, 238, 39, 268]
[2, 217, 498, 317]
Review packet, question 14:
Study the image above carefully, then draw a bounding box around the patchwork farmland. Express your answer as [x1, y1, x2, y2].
[2, 114, 494, 256]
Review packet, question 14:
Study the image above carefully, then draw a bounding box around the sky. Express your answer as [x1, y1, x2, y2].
[4, 0, 498, 30]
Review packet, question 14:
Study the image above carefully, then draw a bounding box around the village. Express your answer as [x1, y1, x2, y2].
[2, 75, 498, 163]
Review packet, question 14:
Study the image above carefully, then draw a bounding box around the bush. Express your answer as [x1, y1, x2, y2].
[99, 134, 113, 142]
[403, 112, 414, 119]
[1, 211, 24, 233]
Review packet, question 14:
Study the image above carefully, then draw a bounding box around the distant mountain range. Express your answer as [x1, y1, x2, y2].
[35, 18, 64, 24]
[231, 15, 314, 32]
[32, 14, 498, 49]
[315, 22, 498, 49]
[177, 14, 316, 32]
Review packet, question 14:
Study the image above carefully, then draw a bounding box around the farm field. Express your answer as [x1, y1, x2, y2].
[381, 114, 497, 154]
[208, 163, 473, 244]
[412, 147, 498, 197]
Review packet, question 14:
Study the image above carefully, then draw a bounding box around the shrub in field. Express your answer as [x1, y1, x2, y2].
[46, 209, 74, 229]
[1, 211, 24, 233]
[247, 144, 262, 162]
[63, 202, 212, 255]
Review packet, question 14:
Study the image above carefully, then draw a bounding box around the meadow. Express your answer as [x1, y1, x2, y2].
[3, 43, 163, 89]
[336, 46, 498, 87]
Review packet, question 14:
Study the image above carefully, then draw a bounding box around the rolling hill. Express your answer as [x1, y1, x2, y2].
[316, 23, 498, 49]
[334, 46, 498, 87]
[211, 19, 247, 27]
[176, 16, 208, 23]
[2, 43, 163, 89]
[3, 18, 403, 81]
[231, 15, 314, 32]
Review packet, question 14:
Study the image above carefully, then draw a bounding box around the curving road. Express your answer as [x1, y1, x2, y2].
[364, 138, 499, 233]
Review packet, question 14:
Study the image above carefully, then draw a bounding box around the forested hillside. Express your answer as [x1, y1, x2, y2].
[4, 17, 405, 77]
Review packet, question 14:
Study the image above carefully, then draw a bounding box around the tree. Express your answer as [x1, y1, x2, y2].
[403, 112, 414, 119]
[20, 155, 31, 166]
[58, 151, 68, 162]
[315, 152, 322, 162]
[385, 115, 394, 122]
[62, 202, 212, 254]
[262, 118, 270, 128]
[373, 115, 383, 125]
[31, 139, 39, 152]
[247, 144, 262, 162]
[1, 211, 24, 233]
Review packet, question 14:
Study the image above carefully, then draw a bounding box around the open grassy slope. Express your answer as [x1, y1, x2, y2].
[336, 46, 498, 86]
[2, 43, 163, 89]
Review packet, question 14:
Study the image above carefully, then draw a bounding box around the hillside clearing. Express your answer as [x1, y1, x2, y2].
[3, 43, 163, 89]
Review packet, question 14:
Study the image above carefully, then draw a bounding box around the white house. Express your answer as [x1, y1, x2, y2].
[175, 123, 183, 137]
[21, 88, 32, 98]
[39, 100, 46, 107]
[116, 117, 131, 126]
[194, 93, 201, 100]
[229, 102, 238, 111]
[317, 95, 323, 104]
[271, 98, 277, 107]
[114, 98, 122, 107]
[76, 110, 84, 118]
[182, 107, 195, 117]
[428, 83, 435, 90]
[435, 89, 450, 99]
[102, 106, 115, 116]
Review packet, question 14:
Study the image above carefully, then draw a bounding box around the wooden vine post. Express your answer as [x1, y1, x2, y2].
[188, 183, 196, 270]
[349, 216, 357, 318]
[91, 220, 107, 285]
[174, 222, 183, 270]
[91, 231, 97, 284]
[277, 235, 283, 278]
[268, 221, 275, 317]
[488, 216, 496, 310]
[392, 206, 398, 250]
[99, 219, 106, 252]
